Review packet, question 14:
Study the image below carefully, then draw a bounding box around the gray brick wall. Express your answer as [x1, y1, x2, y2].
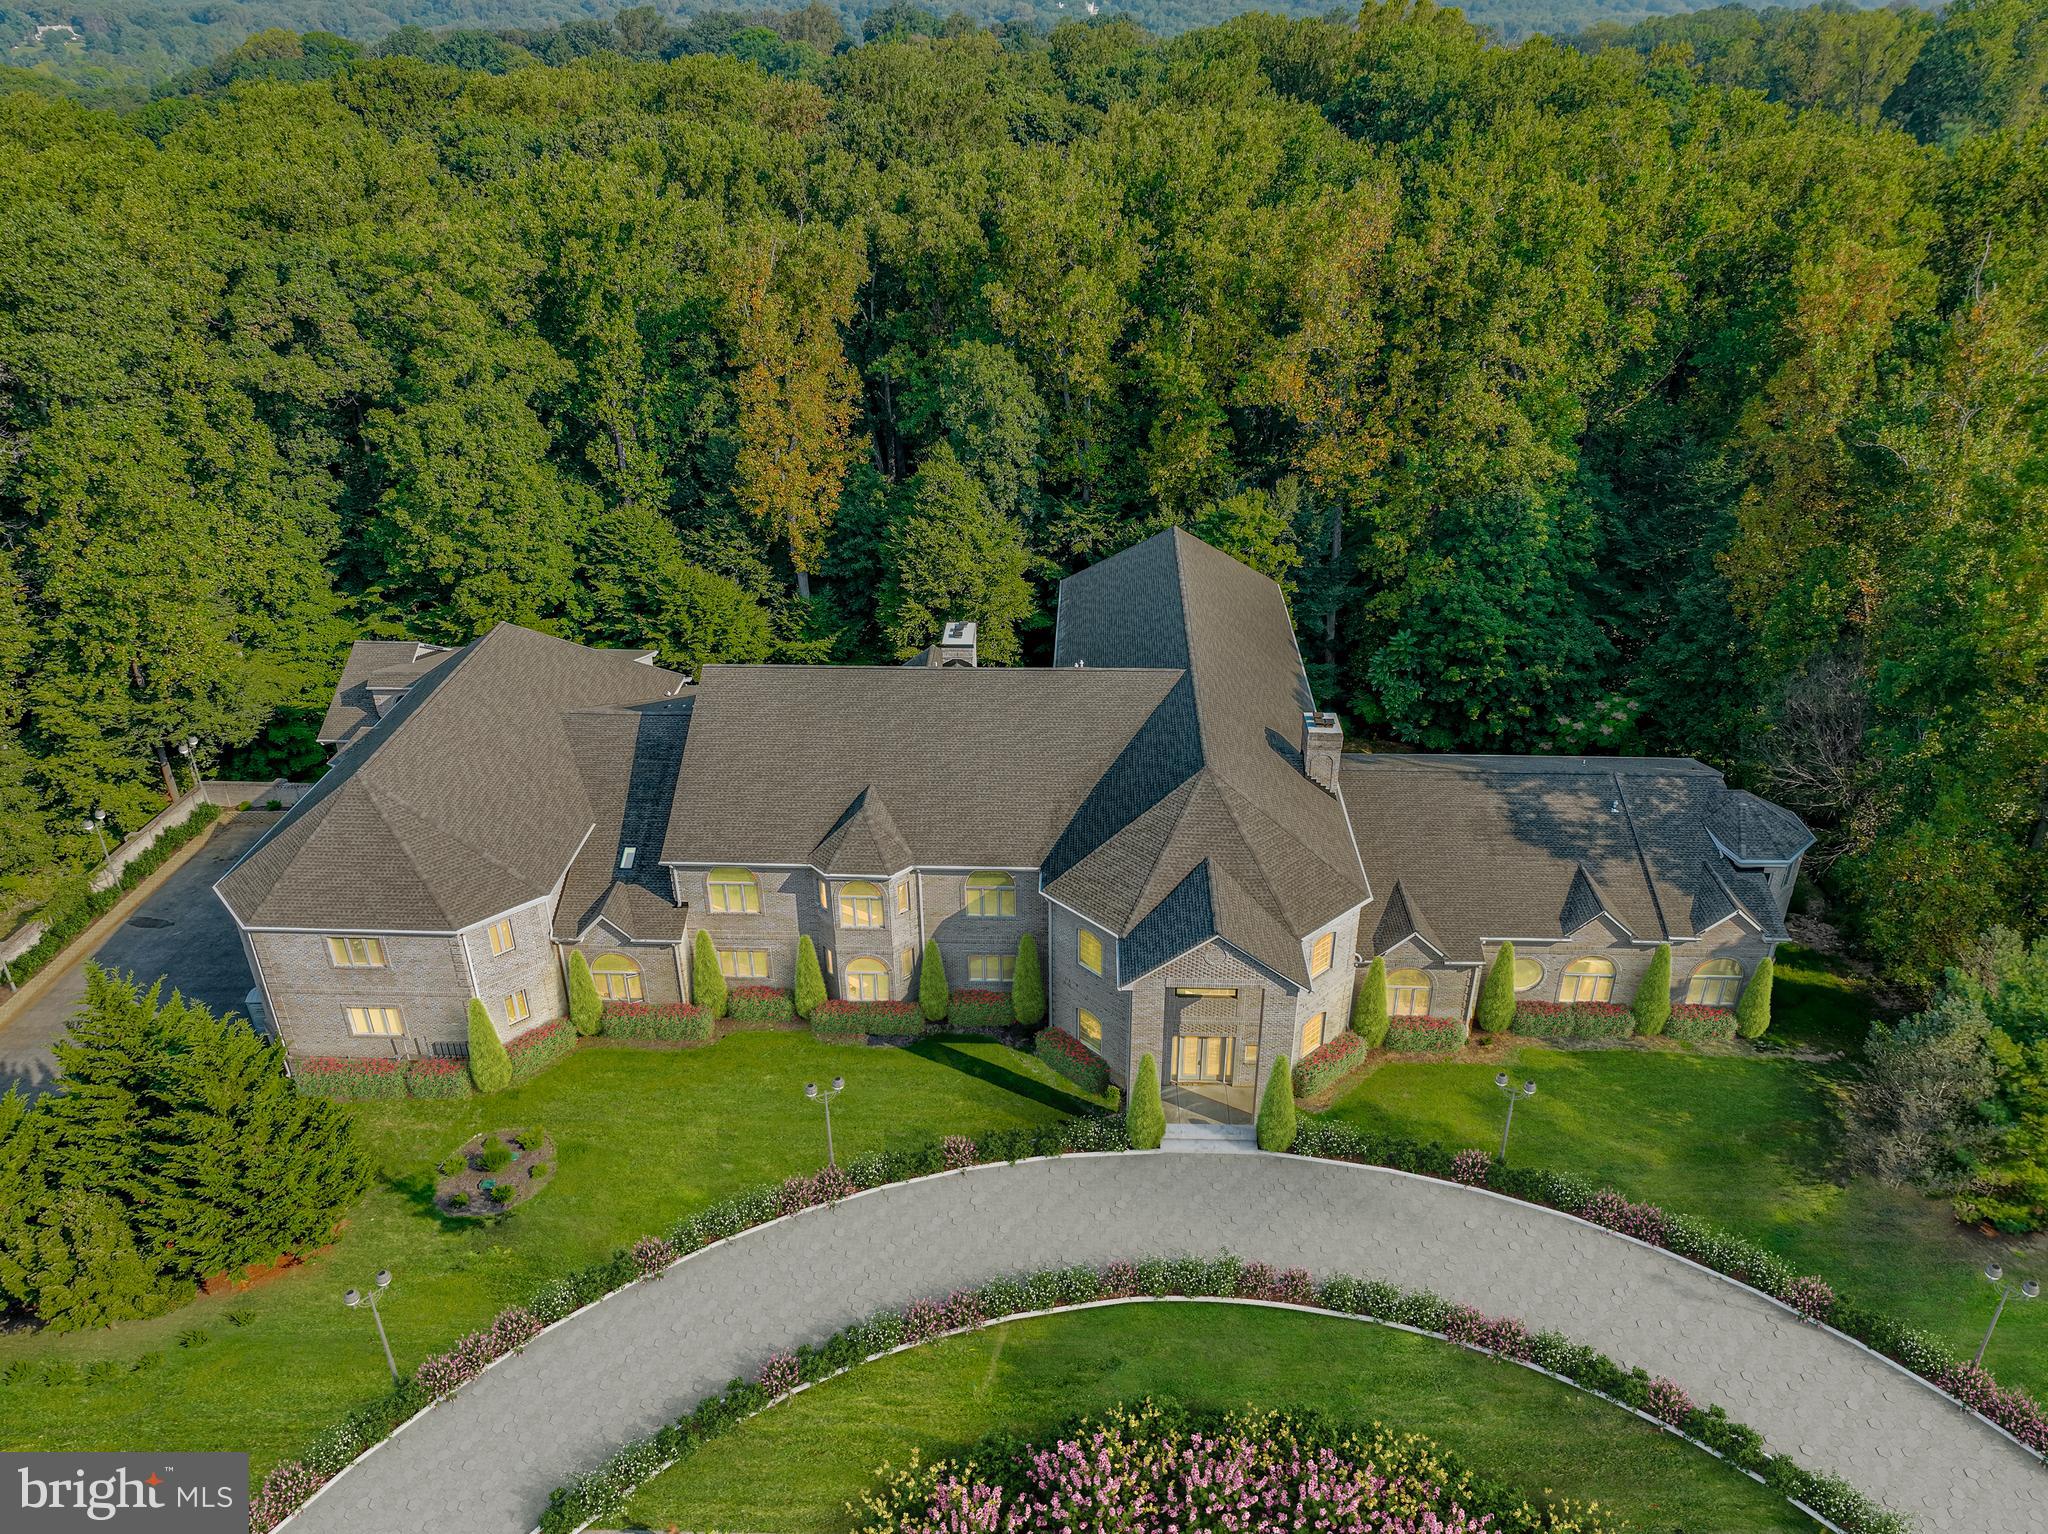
[462, 900, 563, 1036]
[1135, 943, 1292, 1103]
[252, 927, 473, 1058]
[1292, 908, 1363, 1059]
[670, 864, 810, 991]
[1048, 902, 1127, 1084]
[567, 926, 687, 1007]
[922, 869, 1047, 996]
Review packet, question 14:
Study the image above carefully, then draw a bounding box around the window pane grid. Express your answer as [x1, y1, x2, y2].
[345, 1005, 403, 1037]
[708, 869, 761, 915]
[592, 954, 643, 1001]
[487, 919, 515, 956]
[965, 872, 1017, 918]
[1309, 932, 1335, 979]
[718, 948, 769, 980]
[968, 954, 1015, 982]
[327, 936, 386, 968]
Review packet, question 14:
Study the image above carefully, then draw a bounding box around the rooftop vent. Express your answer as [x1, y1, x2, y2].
[619, 847, 637, 870]
[936, 620, 978, 668]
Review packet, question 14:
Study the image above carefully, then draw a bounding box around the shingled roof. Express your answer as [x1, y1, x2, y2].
[220, 625, 686, 932]
[1340, 754, 1804, 961]
[1043, 528, 1368, 986]
[554, 697, 693, 943]
[316, 640, 457, 748]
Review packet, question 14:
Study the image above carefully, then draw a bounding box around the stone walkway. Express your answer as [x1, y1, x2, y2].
[281, 1153, 2040, 1534]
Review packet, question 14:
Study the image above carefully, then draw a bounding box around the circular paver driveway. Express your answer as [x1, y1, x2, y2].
[283, 1151, 2039, 1534]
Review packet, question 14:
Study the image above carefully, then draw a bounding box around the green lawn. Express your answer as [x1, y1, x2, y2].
[627, 1304, 1815, 1533]
[1767, 943, 1881, 1053]
[0, 1032, 1100, 1478]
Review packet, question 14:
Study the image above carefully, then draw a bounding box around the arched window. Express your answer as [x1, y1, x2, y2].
[965, 870, 1016, 918]
[844, 955, 890, 1002]
[706, 868, 759, 914]
[839, 880, 885, 928]
[1386, 968, 1431, 1017]
[591, 953, 643, 1002]
[1686, 958, 1744, 1007]
[1561, 957, 1615, 1003]
[1512, 957, 1544, 993]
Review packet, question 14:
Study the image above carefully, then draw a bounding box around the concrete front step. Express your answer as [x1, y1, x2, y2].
[1162, 1122, 1257, 1152]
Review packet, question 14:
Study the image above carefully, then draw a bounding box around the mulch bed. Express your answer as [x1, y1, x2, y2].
[433, 1127, 556, 1217]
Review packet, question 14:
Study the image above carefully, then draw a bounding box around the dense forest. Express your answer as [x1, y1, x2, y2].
[0, 0, 2043, 991]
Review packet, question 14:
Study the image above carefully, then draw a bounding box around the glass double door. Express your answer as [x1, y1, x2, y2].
[1172, 1033, 1230, 1084]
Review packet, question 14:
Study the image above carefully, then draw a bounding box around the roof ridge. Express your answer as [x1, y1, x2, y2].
[1611, 773, 1671, 940]
[359, 773, 550, 909]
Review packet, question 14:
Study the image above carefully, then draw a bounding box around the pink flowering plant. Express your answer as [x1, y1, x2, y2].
[630, 1235, 678, 1278]
[1451, 1148, 1493, 1186]
[756, 1351, 801, 1398]
[1642, 1377, 1694, 1428]
[1782, 1275, 1836, 1323]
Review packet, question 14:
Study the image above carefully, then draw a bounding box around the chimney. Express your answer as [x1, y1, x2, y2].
[1301, 711, 1342, 793]
[937, 620, 978, 668]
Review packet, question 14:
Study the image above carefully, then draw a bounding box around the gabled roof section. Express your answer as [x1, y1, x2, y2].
[317, 640, 457, 748]
[1708, 790, 1816, 864]
[1559, 864, 1623, 937]
[1372, 880, 1441, 957]
[812, 787, 914, 875]
[1117, 858, 1305, 989]
[220, 625, 686, 932]
[556, 696, 693, 944]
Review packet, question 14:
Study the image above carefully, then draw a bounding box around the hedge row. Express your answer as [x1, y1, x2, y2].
[1289, 1119, 2048, 1459]
[508, 1020, 575, 1083]
[539, 1255, 1908, 1534]
[946, 989, 1013, 1033]
[1510, 1001, 1634, 1039]
[1664, 1004, 1738, 1043]
[1, 802, 223, 994]
[1035, 1026, 1110, 1095]
[725, 987, 795, 1027]
[600, 1001, 713, 1043]
[1292, 1030, 1368, 1098]
[810, 998, 922, 1041]
[248, 1120, 1130, 1531]
[1383, 1015, 1466, 1052]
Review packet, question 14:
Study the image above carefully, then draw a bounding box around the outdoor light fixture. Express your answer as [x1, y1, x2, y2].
[344, 1268, 400, 1383]
[1977, 1261, 2039, 1365]
[83, 811, 109, 860]
[178, 736, 203, 793]
[805, 1077, 847, 1168]
[1494, 1072, 1537, 1163]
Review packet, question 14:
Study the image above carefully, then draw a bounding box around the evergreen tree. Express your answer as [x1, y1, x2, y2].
[1127, 1053, 1165, 1149]
[691, 930, 728, 1019]
[1476, 943, 1518, 1034]
[566, 950, 602, 1036]
[1737, 956, 1776, 1039]
[919, 937, 949, 1024]
[794, 935, 827, 1019]
[1012, 932, 1045, 1026]
[1634, 944, 1672, 1037]
[30, 1189, 178, 1332]
[1353, 956, 1390, 1048]
[467, 999, 512, 1093]
[1257, 1056, 1297, 1151]
[0, 1088, 45, 1314]
[40, 967, 178, 1214]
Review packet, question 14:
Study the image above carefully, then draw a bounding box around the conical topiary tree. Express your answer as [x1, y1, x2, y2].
[919, 938, 949, 1024]
[1476, 943, 1517, 1035]
[1736, 955, 1775, 1039]
[567, 950, 602, 1036]
[467, 998, 512, 1093]
[1634, 943, 1671, 1037]
[1127, 1053, 1165, 1149]
[1011, 932, 1045, 1027]
[1256, 1056, 1296, 1152]
[691, 930, 727, 1020]
[794, 935, 827, 1020]
[1353, 956, 1389, 1048]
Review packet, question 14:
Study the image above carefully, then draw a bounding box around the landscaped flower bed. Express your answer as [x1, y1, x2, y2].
[1382, 1015, 1466, 1052]
[945, 989, 1013, 1034]
[1664, 1004, 1738, 1043]
[293, 1057, 407, 1101]
[1033, 1025, 1110, 1094]
[726, 987, 795, 1027]
[855, 1401, 1608, 1534]
[249, 1120, 1129, 1531]
[1293, 1030, 1368, 1097]
[433, 1128, 556, 1217]
[811, 999, 923, 1041]
[600, 1001, 712, 1043]
[404, 1057, 473, 1100]
[509, 1019, 576, 1081]
[1510, 1001, 1634, 1039]
[539, 1255, 1909, 1534]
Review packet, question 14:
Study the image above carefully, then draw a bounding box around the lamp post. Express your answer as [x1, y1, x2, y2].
[805, 1076, 846, 1168]
[177, 736, 202, 795]
[83, 809, 108, 861]
[1494, 1072, 1536, 1163]
[1975, 1262, 2039, 1366]
[344, 1269, 398, 1384]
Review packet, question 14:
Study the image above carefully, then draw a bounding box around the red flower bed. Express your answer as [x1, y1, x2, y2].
[947, 989, 1013, 1033]
[1382, 1015, 1467, 1053]
[1035, 1025, 1111, 1094]
[601, 1000, 712, 1043]
[1510, 1000, 1634, 1040]
[727, 987, 795, 1026]
[1665, 1004, 1738, 1043]
[294, 1056, 406, 1101]
[405, 1057, 473, 1100]
[1293, 1030, 1368, 1097]
[812, 998, 922, 1039]
[507, 1019, 574, 1082]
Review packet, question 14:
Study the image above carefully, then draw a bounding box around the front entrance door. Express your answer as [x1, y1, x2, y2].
[1172, 1033, 1229, 1084]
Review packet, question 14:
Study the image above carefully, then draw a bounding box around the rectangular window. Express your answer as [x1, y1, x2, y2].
[505, 989, 530, 1025]
[839, 884, 885, 928]
[819, 881, 828, 909]
[899, 945, 915, 977]
[968, 954, 1015, 983]
[1310, 931, 1335, 979]
[1302, 1011, 1326, 1054]
[826, 948, 835, 975]
[1174, 986, 1237, 999]
[1078, 1008, 1102, 1042]
[1078, 929, 1103, 976]
[345, 1005, 403, 1037]
[718, 948, 770, 980]
[896, 881, 911, 914]
[326, 936, 386, 968]
[486, 918, 515, 957]
[1242, 1041, 1258, 1067]
[707, 870, 760, 914]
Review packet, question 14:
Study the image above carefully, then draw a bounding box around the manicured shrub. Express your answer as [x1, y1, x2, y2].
[1382, 1015, 1466, 1052]
[1353, 955, 1389, 1047]
[1012, 932, 1045, 1026]
[793, 936, 826, 1020]
[529, 1162, 547, 1178]
[947, 989, 1012, 1033]
[1475, 944, 1517, 1034]
[516, 1129, 542, 1150]
[1665, 1004, 1737, 1043]
[1126, 1054, 1164, 1149]
[448, 1192, 468, 1209]
[599, 1001, 712, 1043]
[1510, 1000, 1633, 1040]
[1256, 1056, 1296, 1151]
[487, 1184, 513, 1206]
[919, 938, 948, 1024]
[1035, 1026, 1110, 1095]
[467, 1000, 512, 1093]
[1293, 1030, 1368, 1098]
[812, 999, 922, 1040]
[566, 951, 602, 1037]
[293, 1058, 406, 1101]
[1633, 944, 1671, 1037]
[405, 1058, 473, 1100]
[726, 987, 795, 1026]
[479, 1135, 513, 1173]
[1737, 955, 1775, 1039]
[690, 930, 727, 1019]
[507, 1019, 574, 1083]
